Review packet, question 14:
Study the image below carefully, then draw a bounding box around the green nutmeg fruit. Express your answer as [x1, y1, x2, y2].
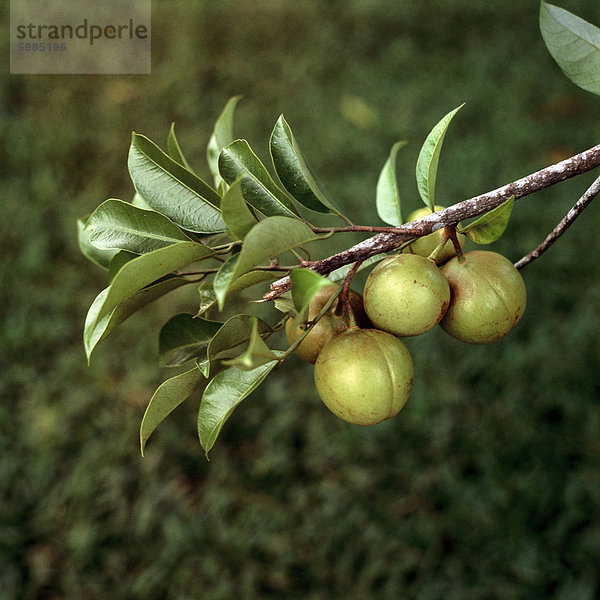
[405, 205, 466, 265]
[363, 253, 450, 337]
[314, 328, 413, 425]
[285, 285, 370, 363]
[441, 250, 527, 344]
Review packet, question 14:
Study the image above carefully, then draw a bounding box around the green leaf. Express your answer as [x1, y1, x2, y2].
[416, 104, 464, 211]
[85, 241, 213, 342]
[274, 293, 295, 316]
[211, 216, 316, 307]
[289, 268, 333, 312]
[128, 133, 227, 234]
[198, 358, 281, 457]
[220, 176, 258, 240]
[167, 123, 194, 172]
[197, 281, 218, 316]
[376, 141, 408, 226]
[269, 115, 341, 215]
[540, 2, 600, 96]
[213, 255, 279, 311]
[222, 316, 278, 371]
[458, 196, 514, 244]
[86, 199, 193, 254]
[84, 276, 187, 362]
[77, 216, 119, 269]
[232, 216, 316, 282]
[131, 192, 153, 210]
[207, 96, 242, 190]
[289, 268, 337, 328]
[159, 314, 223, 367]
[219, 140, 299, 218]
[107, 250, 137, 282]
[197, 314, 273, 378]
[140, 366, 207, 456]
[213, 254, 240, 311]
[224, 268, 279, 313]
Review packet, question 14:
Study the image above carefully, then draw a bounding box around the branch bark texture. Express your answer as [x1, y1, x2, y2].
[264, 143, 600, 301]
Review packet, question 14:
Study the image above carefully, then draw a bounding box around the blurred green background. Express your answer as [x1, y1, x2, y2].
[2, 1, 600, 598]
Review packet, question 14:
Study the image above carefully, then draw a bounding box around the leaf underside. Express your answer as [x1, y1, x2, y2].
[459, 196, 514, 244]
[376, 141, 408, 226]
[540, 2, 600, 96]
[270, 115, 340, 215]
[416, 105, 464, 211]
[197, 357, 281, 457]
[140, 366, 207, 456]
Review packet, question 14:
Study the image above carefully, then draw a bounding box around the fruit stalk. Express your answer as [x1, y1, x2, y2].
[444, 226, 464, 260]
[336, 260, 364, 327]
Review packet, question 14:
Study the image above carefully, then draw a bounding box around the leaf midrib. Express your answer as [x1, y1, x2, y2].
[230, 152, 284, 207]
[90, 221, 187, 244]
[133, 142, 220, 210]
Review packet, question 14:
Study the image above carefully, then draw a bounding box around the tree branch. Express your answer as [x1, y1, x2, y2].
[263, 143, 600, 301]
[310, 225, 423, 235]
[514, 174, 600, 270]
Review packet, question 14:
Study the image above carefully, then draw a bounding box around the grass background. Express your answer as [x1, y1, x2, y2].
[2, 1, 600, 598]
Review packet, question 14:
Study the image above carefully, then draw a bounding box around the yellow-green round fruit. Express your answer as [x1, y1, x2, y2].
[314, 328, 413, 425]
[441, 250, 527, 344]
[285, 285, 370, 363]
[405, 205, 466, 265]
[363, 253, 450, 337]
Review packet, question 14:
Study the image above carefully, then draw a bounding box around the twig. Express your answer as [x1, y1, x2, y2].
[181, 263, 294, 276]
[514, 174, 600, 270]
[263, 143, 600, 301]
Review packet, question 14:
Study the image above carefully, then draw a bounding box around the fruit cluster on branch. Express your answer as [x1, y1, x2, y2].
[291, 242, 527, 426]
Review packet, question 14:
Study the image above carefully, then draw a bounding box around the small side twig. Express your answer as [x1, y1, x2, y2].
[514, 174, 600, 270]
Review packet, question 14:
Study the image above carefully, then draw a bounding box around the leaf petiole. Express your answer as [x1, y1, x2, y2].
[427, 236, 450, 263]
